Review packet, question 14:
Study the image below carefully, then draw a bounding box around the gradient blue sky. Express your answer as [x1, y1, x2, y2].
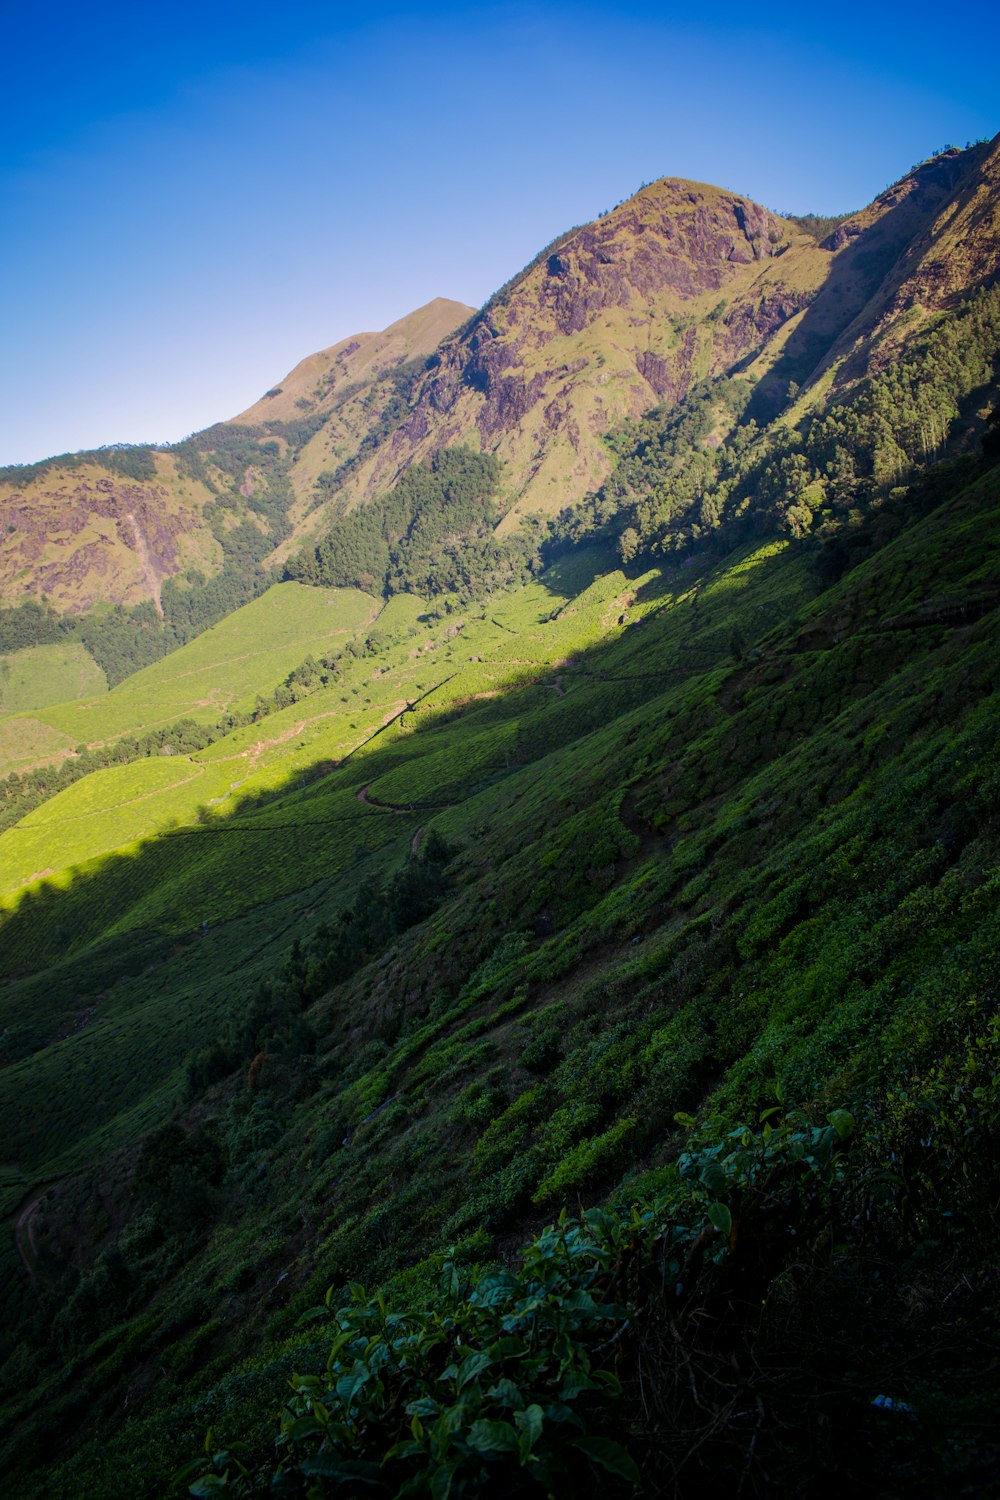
[2, 0, 997, 466]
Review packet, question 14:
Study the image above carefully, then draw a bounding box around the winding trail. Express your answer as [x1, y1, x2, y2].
[357, 785, 451, 815]
[14, 1190, 45, 1280]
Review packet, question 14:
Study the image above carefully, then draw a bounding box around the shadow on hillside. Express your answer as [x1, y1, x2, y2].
[743, 147, 989, 423]
[0, 535, 799, 1092]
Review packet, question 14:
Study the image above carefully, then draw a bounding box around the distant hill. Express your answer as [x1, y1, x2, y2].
[0, 299, 472, 618]
[2, 140, 997, 623]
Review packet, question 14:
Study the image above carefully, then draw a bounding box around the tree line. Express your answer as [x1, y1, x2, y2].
[287, 446, 545, 600]
[554, 283, 1000, 563]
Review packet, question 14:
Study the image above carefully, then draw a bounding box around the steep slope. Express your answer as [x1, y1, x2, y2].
[0, 452, 221, 614]
[761, 137, 1000, 416]
[0, 442, 998, 1496]
[291, 137, 1000, 534]
[5, 142, 998, 624]
[231, 297, 474, 428]
[0, 300, 471, 617]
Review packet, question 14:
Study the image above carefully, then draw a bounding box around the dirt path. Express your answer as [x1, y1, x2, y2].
[357, 784, 451, 816]
[14, 1191, 45, 1280]
[356, 784, 409, 815]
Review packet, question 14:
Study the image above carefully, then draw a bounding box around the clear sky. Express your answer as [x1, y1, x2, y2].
[2, 0, 997, 466]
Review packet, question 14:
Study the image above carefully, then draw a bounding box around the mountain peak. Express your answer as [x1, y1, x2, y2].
[231, 297, 473, 428]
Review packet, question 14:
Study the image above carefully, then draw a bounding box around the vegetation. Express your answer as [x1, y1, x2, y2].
[0, 642, 106, 716]
[784, 210, 853, 244]
[288, 448, 543, 601]
[559, 283, 1000, 563]
[0, 422, 996, 1492]
[0, 143, 999, 1499]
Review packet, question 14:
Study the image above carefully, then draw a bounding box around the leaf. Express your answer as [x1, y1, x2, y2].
[487, 1377, 524, 1409]
[285, 1414, 324, 1442]
[561, 1368, 597, 1399]
[456, 1349, 493, 1390]
[467, 1418, 520, 1457]
[384, 1439, 426, 1462]
[335, 1368, 368, 1405]
[406, 1396, 441, 1418]
[699, 1159, 728, 1196]
[827, 1108, 855, 1141]
[572, 1435, 642, 1486]
[296, 1305, 330, 1326]
[188, 1479, 227, 1497]
[298, 1455, 383, 1484]
[673, 1111, 696, 1127]
[430, 1461, 461, 1500]
[706, 1201, 732, 1237]
[515, 1403, 544, 1452]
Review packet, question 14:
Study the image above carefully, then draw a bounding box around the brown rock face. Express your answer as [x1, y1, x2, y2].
[281, 143, 998, 532]
[323, 178, 824, 516]
[0, 470, 205, 613]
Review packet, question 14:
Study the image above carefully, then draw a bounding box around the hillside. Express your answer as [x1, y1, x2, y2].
[0, 439, 998, 1492]
[2, 140, 997, 632]
[0, 300, 471, 620]
[293, 139, 1000, 530]
[0, 136, 998, 1498]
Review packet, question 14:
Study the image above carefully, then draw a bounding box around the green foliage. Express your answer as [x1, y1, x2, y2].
[0, 600, 67, 654]
[785, 211, 853, 245]
[289, 447, 540, 601]
[186, 1105, 856, 1496]
[99, 445, 159, 482]
[562, 284, 1000, 563]
[2, 391, 1000, 1497]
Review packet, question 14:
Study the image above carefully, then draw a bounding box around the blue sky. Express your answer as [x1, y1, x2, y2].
[2, 0, 997, 466]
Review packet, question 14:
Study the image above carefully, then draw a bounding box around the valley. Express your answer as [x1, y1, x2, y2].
[0, 135, 998, 1498]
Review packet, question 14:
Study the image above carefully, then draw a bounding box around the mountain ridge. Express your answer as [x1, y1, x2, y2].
[2, 139, 997, 619]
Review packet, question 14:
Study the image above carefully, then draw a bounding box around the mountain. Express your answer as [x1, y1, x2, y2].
[0, 299, 472, 618]
[0, 138, 999, 1497]
[288, 139, 1000, 531]
[2, 139, 997, 623]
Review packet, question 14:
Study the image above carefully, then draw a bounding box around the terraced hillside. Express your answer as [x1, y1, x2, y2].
[0, 438, 998, 1494]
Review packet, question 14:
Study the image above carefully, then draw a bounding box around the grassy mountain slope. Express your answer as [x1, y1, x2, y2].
[0, 440, 998, 1493]
[297, 139, 1000, 532]
[0, 302, 471, 619]
[0, 642, 106, 715]
[0, 583, 377, 772]
[4, 142, 997, 629]
[0, 452, 222, 613]
[0, 138, 998, 1497]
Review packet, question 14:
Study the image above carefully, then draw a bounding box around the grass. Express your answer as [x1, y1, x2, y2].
[0, 467, 998, 1497]
[0, 540, 772, 912]
[0, 583, 378, 772]
[0, 642, 106, 716]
